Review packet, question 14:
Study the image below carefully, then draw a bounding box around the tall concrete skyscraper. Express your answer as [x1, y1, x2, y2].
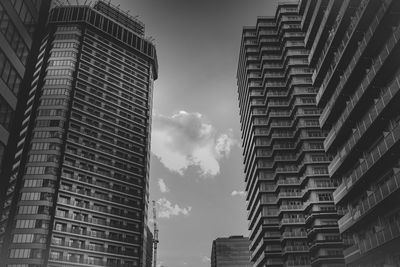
[0, 0, 51, 194]
[237, 1, 343, 266]
[0, 1, 158, 266]
[309, 0, 400, 266]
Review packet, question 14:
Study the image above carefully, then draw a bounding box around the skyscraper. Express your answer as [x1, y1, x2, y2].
[211, 236, 251, 267]
[310, 0, 400, 266]
[0, 1, 158, 266]
[236, 1, 343, 266]
[0, 0, 51, 195]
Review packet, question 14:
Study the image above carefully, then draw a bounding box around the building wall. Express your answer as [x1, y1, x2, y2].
[211, 236, 251, 267]
[236, 1, 343, 266]
[0, 3, 157, 267]
[309, 0, 400, 266]
[0, 0, 51, 208]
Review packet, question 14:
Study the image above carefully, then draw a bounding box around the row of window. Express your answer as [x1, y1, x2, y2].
[76, 81, 146, 116]
[42, 87, 70, 96]
[25, 166, 57, 175]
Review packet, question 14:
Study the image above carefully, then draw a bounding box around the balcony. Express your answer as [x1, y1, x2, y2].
[284, 260, 311, 267]
[280, 217, 306, 225]
[358, 220, 400, 255]
[338, 171, 400, 233]
[327, 73, 400, 172]
[313, 0, 351, 84]
[320, 1, 390, 129]
[316, 0, 372, 105]
[283, 245, 309, 253]
[333, 121, 400, 204]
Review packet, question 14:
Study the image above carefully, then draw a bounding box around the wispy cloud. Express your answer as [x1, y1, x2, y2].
[158, 178, 170, 193]
[157, 197, 192, 219]
[151, 111, 237, 176]
[231, 190, 246, 197]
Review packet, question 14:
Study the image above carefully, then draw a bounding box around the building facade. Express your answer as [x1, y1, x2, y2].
[309, 0, 400, 266]
[211, 236, 251, 267]
[236, 1, 343, 266]
[0, 0, 51, 200]
[0, 1, 158, 267]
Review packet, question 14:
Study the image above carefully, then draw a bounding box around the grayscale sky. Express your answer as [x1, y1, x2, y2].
[116, 1, 278, 266]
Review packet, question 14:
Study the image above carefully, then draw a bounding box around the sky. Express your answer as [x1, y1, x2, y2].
[116, 1, 278, 266]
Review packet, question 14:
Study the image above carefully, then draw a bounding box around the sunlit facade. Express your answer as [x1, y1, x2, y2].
[0, 2, 157, 266]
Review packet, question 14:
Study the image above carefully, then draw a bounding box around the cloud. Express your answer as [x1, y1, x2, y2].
[231, 190, 246, 197]
[158, 178, 170, 193]
[151, 111, 237, 176]
[157, 198, 192, 219]
[202, 256, 211, 263]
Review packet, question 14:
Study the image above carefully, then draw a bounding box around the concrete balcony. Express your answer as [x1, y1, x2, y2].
[327, 74, 400, 174]
[338, 171, 400, 233]
[358, 220, 400, 257]
[319, 0, 391, 127]
[283, 245, 309, 254]
[316, 0, 372, 106]
[334, 123, 400, 204]
[325, 25, 400, 153]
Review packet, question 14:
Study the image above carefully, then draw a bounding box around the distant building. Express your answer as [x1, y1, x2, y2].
[0, 1, 158, 266]
[211, 236, 251, 267]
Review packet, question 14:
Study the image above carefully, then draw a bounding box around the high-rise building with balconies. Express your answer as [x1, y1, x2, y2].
[0, 1, 158, 266]
[309, 0, 400, 266]
[236, 1, 344, 266]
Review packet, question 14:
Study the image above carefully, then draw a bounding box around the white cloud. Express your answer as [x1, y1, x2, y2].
[151, 111, 237, 176]
[202, 256, 211, 263]
[158, 178, 169, 193]
[157, 198, 192, 219]
[231, 190, 246, 197]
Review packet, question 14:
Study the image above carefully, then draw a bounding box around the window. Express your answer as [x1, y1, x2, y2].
[15, 220, 36, 229]
[318, 193, 333, 201]
[18, 205, 38, 214]
[12, 234, 34, 243]
[9, 249, 30, 258]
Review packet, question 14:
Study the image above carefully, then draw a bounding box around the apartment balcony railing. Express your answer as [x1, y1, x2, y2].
[283, 245, 309, 253]
[281, 231, 307, 239]
[358, 220, 400, 255]
[326, 28, 400, 152]
[320, 1, 390, 128]
[326, 74, 400, 171]
[278, 191, 302, 198]
[338, 171, 400, 233]
[333, 122, 400, 204]
[284, 260, 311, 267]
[280, 217, 306, 225]
[316, 0, 371, 105]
